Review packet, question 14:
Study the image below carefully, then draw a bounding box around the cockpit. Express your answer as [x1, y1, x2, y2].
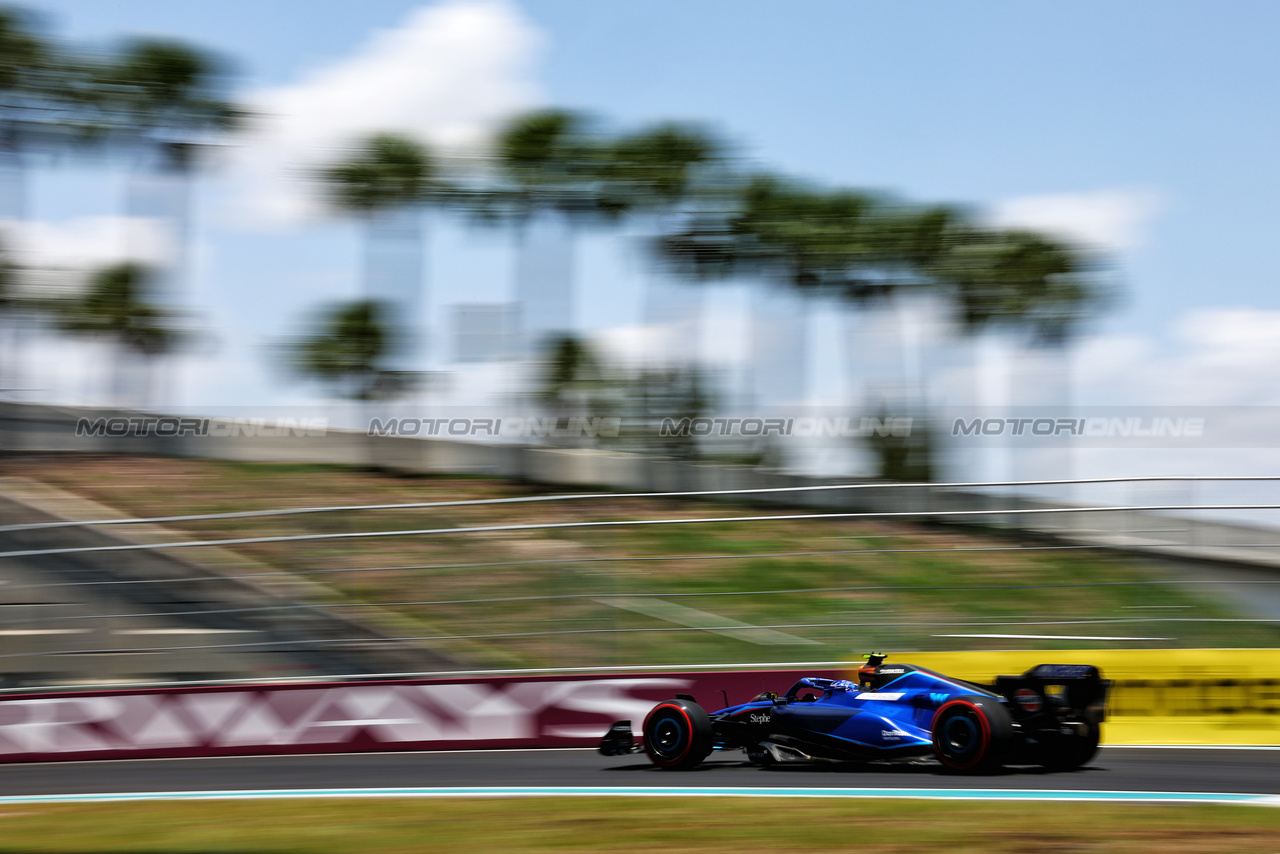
[785, 677, 836, 702]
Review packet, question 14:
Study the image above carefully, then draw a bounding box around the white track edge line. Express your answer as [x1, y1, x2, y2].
[0, 787, 1275, 807]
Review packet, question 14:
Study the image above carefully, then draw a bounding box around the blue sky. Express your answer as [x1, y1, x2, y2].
[9, 0, 1280, 418]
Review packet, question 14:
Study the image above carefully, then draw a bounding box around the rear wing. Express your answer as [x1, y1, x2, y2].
[993, 664, 1110, 723]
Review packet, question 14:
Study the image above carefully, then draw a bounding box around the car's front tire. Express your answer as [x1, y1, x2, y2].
[931, 696, 1015, 774]
[643, 699, 713, 771]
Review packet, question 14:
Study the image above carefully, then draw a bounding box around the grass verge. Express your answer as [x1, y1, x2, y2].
[7, 455, 1278, 669]
[0, 798, 1276, 853]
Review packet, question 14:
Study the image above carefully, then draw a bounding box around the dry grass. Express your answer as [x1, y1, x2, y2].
[0, 798, 1276, 853]
[6, 455, 1276, 669]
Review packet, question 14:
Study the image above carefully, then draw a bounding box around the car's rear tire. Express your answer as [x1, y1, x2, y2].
[1040, 722, 1101, 771]
[643, 699, 713, 771]
[931, 696, 1015, 774]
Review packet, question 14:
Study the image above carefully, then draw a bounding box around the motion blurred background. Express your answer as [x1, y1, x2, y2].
[1, 0, 1278, 684]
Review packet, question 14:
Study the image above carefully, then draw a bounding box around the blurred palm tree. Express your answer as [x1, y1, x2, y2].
[491, 109, 609, 214]
[659, 177, 875, 290]
[0, 5, 54, 220]
[0, 231, 13, 395]
[456, 112, 725, 366]
[321, 133, 436, 386]
[94, 39, 237, 143]
[599, 122, 725, 365]
[474, 110, 622, 354]
[930, 226, 1104, 487]
[89, 37, 239, 270]
[287, 299, 398, 403]
[536, 333, 712, 456]
[601, 122, 723, 215]
[71, 37, 240, 408]
[623, 364, 711, 460]
[0, 236, 10, 293]
[54, 262, 177, 405]
[0, 6, 60, 399]
[322, 133, 435, 294]
[659, 175, 1107, 475]
[0, 234, 13, 331]
[930, 227, 1100, 344]
[538, 334, 606, 421]
[662, 179, 1103, 348]
[324, 134, 435, 218]
[659, 175, 886, 406]
[841, 204, 972, 412]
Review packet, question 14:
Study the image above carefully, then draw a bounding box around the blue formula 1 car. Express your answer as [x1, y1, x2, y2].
[599, 654, 1109, 773]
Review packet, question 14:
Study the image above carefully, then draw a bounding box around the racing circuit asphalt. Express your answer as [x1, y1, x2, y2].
[0, 747, 1274, 797]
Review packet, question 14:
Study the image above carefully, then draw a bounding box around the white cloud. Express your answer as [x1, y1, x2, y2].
[988, 187, 1163, 252]
[0, 216, 172, 293]
[926, 306, 1280, 411]
[224, 0, 545, 226]
[1073, 307, 1280, 406]
[593, 318, 724, 370]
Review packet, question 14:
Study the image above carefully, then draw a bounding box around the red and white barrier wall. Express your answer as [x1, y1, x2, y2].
[0, 669, 841, 763]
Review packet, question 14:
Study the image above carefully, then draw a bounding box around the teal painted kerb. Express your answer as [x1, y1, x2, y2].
[0, 788, 1274, 806]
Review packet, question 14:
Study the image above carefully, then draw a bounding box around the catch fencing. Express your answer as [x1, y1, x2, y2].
[1, 470, 1280, 684]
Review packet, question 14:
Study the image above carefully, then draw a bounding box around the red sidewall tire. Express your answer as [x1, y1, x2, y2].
[643, 699, 712, 770]
[932, 697, 1011, 773]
